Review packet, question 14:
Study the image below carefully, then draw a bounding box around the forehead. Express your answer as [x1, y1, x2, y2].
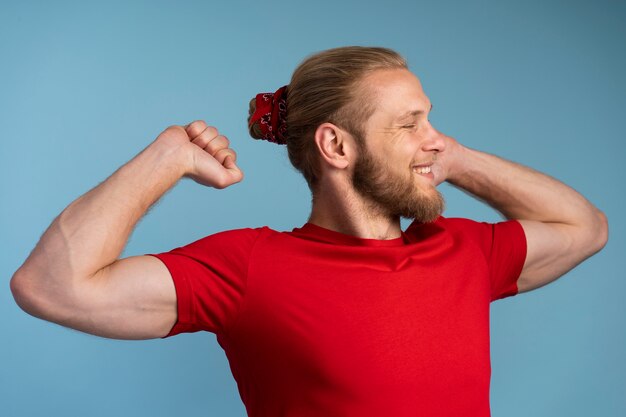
[362, 68, 430, 123]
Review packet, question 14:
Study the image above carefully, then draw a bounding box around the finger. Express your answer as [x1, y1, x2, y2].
[214, 148, 238, 167]
[190, 126, 220, 148]
[185, 120, 210, 140]
[203, 135, 230, 157]
[224, 155, 236, 170]
[223, 155, 244, 182]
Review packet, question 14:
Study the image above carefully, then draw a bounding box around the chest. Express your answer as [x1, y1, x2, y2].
[224, 244, 493, 402]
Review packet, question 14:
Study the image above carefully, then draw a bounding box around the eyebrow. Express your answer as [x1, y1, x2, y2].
[395, 103, 433, 121]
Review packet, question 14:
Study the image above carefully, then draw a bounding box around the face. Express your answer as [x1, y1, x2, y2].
[350, 68, 446, 222]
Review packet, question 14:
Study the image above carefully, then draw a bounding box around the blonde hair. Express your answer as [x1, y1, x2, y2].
[248, 46, 407, 193]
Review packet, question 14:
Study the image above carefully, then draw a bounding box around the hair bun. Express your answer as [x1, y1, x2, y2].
[247, 99, 264, 140]
[247, 86, 288, 145]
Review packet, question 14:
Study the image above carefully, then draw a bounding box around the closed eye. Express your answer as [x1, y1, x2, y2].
[403, 118, 431, 128]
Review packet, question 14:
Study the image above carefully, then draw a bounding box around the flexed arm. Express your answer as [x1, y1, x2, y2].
[432, 135, 608, 294]
[10, 121, 243, 339]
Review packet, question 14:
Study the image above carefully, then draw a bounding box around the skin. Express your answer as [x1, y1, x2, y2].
[10, 69, 608, 340]
[349, 108, 445, 224]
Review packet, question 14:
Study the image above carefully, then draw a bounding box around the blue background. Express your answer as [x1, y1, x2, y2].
[1, 1, 624, 416]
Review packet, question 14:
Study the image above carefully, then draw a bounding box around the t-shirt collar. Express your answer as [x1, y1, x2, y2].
[289, 222, 409, 247]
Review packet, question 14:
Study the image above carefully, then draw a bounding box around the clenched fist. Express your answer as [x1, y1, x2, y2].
[156, 120, 244, 189]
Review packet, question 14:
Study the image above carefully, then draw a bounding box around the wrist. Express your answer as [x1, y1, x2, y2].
[444, 140, 471, 185]
[151, 133, 194, 179]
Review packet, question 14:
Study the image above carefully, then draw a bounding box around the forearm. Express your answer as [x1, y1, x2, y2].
[15, 136, 189, 284]
[446, 145, 605, 228]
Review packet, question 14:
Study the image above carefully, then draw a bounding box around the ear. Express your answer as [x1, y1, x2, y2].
[313, 122, 356, 170]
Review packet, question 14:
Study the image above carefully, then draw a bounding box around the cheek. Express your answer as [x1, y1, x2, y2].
[394, 137, 417, 155]
[394, 149, 414, 171]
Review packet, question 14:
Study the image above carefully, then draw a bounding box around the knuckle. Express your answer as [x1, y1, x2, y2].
[205, 135, 226, 154]
[204, 125, 219, 139]
[187, 120, 208, 136]
[165, 125, 185, 134]
[162, 125, 187, 140]
[213, 135, 226, 148]
[214, 148, 229, 160]
[199, 130, 219, 150]
[190, 120, 207, 129]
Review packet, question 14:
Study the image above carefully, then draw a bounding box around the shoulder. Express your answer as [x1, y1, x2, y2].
[165, 226, 273, 257]
[407, 215, 489, 238]
[435, 216, 523, 237]
[407, 216, 524, 254]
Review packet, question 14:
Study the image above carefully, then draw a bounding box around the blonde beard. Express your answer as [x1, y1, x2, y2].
[351, 143, 445, 223]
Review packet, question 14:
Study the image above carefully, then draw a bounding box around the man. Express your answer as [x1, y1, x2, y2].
[11, 46, 608, 416]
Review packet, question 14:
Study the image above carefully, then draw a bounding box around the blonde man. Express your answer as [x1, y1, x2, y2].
[11, 46, 608, 416]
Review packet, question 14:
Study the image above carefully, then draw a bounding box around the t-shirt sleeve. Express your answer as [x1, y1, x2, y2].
[145, 227, 263, 338]
[481, 219, 528, 302]
[443, 217, 527, 302]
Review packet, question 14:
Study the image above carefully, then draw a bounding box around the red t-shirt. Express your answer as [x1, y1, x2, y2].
[147, 216, 527, 417]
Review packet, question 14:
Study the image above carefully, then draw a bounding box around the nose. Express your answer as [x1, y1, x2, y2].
[421, 124, 446, 155]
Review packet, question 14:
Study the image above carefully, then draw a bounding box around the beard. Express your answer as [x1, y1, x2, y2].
[351, 142, 445, 223]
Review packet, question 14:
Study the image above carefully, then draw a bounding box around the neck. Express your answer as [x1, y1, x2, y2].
[307, 181, 402, 240]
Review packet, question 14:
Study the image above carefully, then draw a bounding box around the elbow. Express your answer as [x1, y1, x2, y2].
[570, 209, 609, 259]
[597, 209, 609, 250]
[10, 268, 57, 321]
[589, 209, 609, 254]
[11, 267, 83, 327]
[10, 268, 40, 317]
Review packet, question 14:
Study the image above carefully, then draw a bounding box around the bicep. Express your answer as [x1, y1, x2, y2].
[73, 255, 178, 340]
[516, 219, 590, 294]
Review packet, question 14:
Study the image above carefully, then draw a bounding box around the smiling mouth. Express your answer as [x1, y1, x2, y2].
[412, 166, 432, 174]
